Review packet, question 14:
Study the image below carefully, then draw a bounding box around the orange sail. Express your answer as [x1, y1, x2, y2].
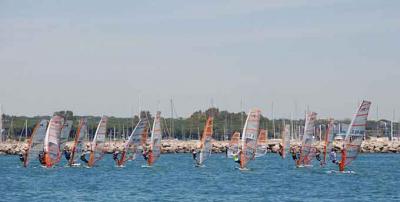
[255, 129, 267, 157]
[197, 117, 214, 165]
[321, 119, 334, 166]
[228, 132, 240, 158]
[148, 112, 162, 166]
[297, 112, 317, 167]
[69, 118, 87, 166]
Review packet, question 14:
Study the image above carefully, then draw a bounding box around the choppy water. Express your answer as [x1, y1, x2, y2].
[0, 153, 399, 202]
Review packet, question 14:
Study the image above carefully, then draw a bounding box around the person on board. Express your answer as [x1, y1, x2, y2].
[329, 149, 338, 164]
[80, 149, 89, 164]
[38, 151, 46, 165]
[63, 147, 72, 161]
[191, 149, 197, 161]
[233, 150, 241, 164]
[225, 146, 229, 158]
[278, 144, 284, 157]
[112, 150, 119, 162]
[147, 149, 153, 162]
[291, 148, 297, 160]
[315, 149, 321, 162]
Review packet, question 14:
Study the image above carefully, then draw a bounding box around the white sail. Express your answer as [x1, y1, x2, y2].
[88, 116, 108, 167]
[297, 112, 317, 166]
[43, 115, 64, 167]
[340, 101, 371, 170]
[282, 124, 291, 159]
[24, 120, 48, 167]
[227, 132, 240, 158]
[240, 108, 261, 169]
[60, 120, 73, 146]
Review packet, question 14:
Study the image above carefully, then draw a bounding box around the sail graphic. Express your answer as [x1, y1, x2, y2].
[88, 116, 108, 167]
[339, 100, 371, 171]
[281, 125, 291, 159]
[240, 108, 261, 169]
[69, 118, 88, 166]
[227, 132, 240, 158]
[148, 112, 162, 166]
[44, 116, 64, 168]
[198, 117, 214, 165]
[60, 120, 73, 147]
[255, 129, 267, 157]
[24, 120, 48, 167]
[321, 119, 334, 166]
[297, 112, 317, 167]
[118, 118, 149, 166]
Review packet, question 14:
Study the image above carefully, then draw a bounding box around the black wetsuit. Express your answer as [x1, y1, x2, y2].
[112, 152, 119, 161]
[291, 152, 297, 160]
[80, 153, 88, 163]
[192, 152, 197, 160]
[316, 152, 321, 161]
[38, 152, 45, 165]
[19, 154, 25, 162]
[64, 150, 71, 161]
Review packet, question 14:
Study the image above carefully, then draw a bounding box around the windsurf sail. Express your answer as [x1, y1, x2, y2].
[227, 132, 240, 158]
[255, 129, 267, 157]
[339, 100, 371, 171]
[297, 112, 317, 167]
[24, 120, 48, 167]
[321, 119, 334, 166]
[88, 116, 108, 167]
[197, 117, 214, 165]
[240, 108, 261, 169]
[69, 118, 88, 166]
[44, 116, 64, 168]
[148, 112, 162, 166]
[118, 117, 149, 166]
[60, 120, 73, 147]
[281, 124, 291, 159]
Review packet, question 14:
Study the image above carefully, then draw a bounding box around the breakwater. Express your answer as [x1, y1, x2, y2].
[1, 138, 399, 155]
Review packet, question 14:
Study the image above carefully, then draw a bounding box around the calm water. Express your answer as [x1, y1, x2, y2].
[0, 153, 399, 202]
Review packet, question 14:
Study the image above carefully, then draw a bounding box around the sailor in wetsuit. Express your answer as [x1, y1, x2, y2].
[315, 149, 321, 162]
[38, 151, 46, 166]
[329, 149, 338, 164]
[63, 147, 71, 161]
[80, 149, 89, 164]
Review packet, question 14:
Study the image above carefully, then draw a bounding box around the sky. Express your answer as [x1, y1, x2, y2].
[0, 0, 399, 120]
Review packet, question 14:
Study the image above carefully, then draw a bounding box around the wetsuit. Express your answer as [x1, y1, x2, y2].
[112, 152, 119, 161]
[64, 150, 71, 161]
[315, 152, 321, 161]
[329, 151, 338, 164]
[233, 154, 241, 164]
[143, 151, 148, 161]
[38, 152, 46, 165]
[291, 152, 297, 160]
[80, 153, 88, 164]
[19, 153, 25, 162]
[192, 151, 197, 160]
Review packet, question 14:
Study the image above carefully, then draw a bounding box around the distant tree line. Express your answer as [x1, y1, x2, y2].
[0, 108, 397, 141]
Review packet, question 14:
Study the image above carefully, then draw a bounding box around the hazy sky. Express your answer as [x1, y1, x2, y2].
[0, 0, 399, 120]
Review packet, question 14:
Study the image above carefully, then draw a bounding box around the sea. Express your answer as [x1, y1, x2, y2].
[0, 153, 399, 202]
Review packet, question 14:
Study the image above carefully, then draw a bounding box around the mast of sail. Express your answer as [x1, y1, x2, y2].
[339, 100, 371, 171]
[198, 116, 214, 165]
[69, 118, 87, 166]
[240, 108, 261, 169]
[321, 119, 334, 166]
[88, 116, 108, 167]
[44, 116, 64, 168]
[148, 111, 162, 166]
[297, 112, 317, 167]
[281, 124, 291, 159]
[118, 117, 148, 166]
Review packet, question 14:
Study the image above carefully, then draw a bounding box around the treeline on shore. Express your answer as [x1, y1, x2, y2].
[0, 108, 396, 141]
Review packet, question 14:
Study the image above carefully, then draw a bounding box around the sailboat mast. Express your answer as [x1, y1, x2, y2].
[0, 104, 2, 142]
[272, 102, 275, 139]
[391, 109, 395, 141]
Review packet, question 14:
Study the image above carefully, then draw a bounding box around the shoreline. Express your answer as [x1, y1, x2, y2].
[1, 138, 399, 155]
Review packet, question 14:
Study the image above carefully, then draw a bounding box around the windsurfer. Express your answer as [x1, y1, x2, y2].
[291, 148, 297, 161]
[63, 147, 71, 161]
[112, 150, 119, 162]
[278, 144, 283, 157]
[38, 151, 46, 166]
[19, 147, 28, 163]
[329, 149, 338, 164]
[192, 149, 197, 160]
[233, 150, 241, 164]
[80, 149, 89, 164]
[315, 149, 321, 162]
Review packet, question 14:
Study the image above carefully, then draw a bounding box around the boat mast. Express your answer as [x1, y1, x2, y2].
[391, 109, 395, 142]
[272, 102, 275, 139]
[0, 104, 2, 142]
